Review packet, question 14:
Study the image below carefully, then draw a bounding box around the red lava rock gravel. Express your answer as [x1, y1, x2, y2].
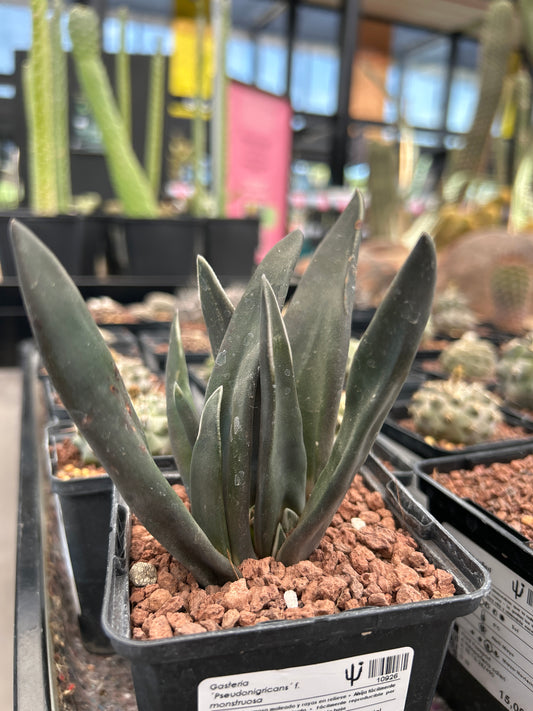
[430, 454, 533, 542]
[129, 475, 456, 641]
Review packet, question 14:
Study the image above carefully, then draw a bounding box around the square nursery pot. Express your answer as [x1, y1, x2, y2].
[110, 216, 201, 278]
[0, 213, 108, 276]
[47, 424, 176, 654]
[381, 401, 533, 459]
[102, 456, 489, 711]
[203, 218, 259, 285]
[415, 446, 533, 711]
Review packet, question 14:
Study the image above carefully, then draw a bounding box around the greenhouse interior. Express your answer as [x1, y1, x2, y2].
[1, 0, 533, 710]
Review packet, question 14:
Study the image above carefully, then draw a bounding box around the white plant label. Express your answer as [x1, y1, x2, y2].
[446, 525, 533, 711]
[198, 645, 414, 711]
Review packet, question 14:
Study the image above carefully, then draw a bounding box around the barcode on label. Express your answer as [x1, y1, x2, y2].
[527, 588, 533, 607]
[368, 652, 410, 678]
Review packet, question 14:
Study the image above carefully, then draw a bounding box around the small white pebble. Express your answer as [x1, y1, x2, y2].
[283, 590, 299, 609]
[351, 517, 366, 531]
[129, 561, 157, 586]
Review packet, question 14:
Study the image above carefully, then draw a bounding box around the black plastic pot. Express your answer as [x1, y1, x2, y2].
[111, 216, 201, 278]
[48, 425, 176, 654]
[203, 217, 259, 284]
[382, 401, 533, 458]
[103, 457, 489, 711]
[0, 213, 108, 276]
[415, 447, 533, 711]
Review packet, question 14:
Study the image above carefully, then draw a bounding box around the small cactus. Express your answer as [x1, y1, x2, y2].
[409, 378, 502, 446]
[439, 331, 498, 380]
[432, 285, 478, 337]
[496, 333, 533, 409]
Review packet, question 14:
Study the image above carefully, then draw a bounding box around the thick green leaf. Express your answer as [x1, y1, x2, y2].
[278, 233, 436, 565]
[190, 387, 231, 557]
[254, 277, 307, 558]
[284, 191, 363, 490]
[197, 255, 235, 356]
[11, 219, 234, 585]
[205, 229, 304, 563]
[165, 313, 199, 492]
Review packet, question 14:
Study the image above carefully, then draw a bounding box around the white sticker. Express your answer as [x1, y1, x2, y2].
[198, 646, 414, 711]
[446, 524, 533, 711]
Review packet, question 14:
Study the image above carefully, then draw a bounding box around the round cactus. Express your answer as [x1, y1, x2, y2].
[496, 333, 533, 409]
[432, 285, 478, 337]
[438, 331, 498, 380]
[409, 378, 502, 445]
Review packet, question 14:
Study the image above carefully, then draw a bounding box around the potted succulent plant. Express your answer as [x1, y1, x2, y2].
[11, 192, 489, 711]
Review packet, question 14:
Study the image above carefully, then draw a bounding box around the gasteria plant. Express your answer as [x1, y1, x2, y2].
[11, 192, 436, 587]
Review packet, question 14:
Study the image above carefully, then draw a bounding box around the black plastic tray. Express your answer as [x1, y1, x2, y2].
[415, 446, 533, 711]
[382, 401, 533, 458]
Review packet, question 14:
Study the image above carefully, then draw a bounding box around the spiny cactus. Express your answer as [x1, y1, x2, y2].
[115, 7, 131, 140]
[432, 285, 478, 337]
[451, 0, 514, 182]
[25, 0, 59, 214]
[409, 378, 502, 446]
[496, 332, 533, 408]
[439, 331, 498, 380]
[68, 4, 159, 217]
[50, 0, 71, 213]
[144, 39, 165, 199]
[367, 140, 400, 240]
[490, 261, 533, 332]
[11, 191, 436, 586]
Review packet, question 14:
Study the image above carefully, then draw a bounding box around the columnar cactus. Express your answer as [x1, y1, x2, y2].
[11, 191, 436, 586]
[68, 4, 159, 217]
[439, 331, 498, 380]
[25, 0, 58, 214]
[452, 0, 514, 180]
[496, 333, 533, 408]
[144, 40, 165, 199]
[50, 0, 71, 213]
[409, 378, 502, 446]
[115, 7, 131, 140]
[490, 261, 532, 332]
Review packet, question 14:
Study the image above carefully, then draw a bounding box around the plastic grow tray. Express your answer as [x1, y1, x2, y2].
[415, 446, 533, 711]
[381, 401, 533, 458]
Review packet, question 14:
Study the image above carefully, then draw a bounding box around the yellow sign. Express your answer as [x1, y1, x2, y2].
[169, 17, 214, 100]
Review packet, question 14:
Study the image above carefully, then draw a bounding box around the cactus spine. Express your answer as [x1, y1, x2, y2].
[26, 0, 58, 214]
[144, 40, 165, 199]
[115, 7, 131, 140]
[490, 261, 532, 332]
[68, 5, 159, 217]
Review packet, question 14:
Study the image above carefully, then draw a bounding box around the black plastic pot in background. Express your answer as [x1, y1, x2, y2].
[103, 457, 489, 711]
[0, 213, 108, 276]
[415, 447, 533, 711]
[203, 217, 259, 285]
[382, 401, 533, 458]
[109, 216, 202, 279]
[48, 424, 176, 654]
